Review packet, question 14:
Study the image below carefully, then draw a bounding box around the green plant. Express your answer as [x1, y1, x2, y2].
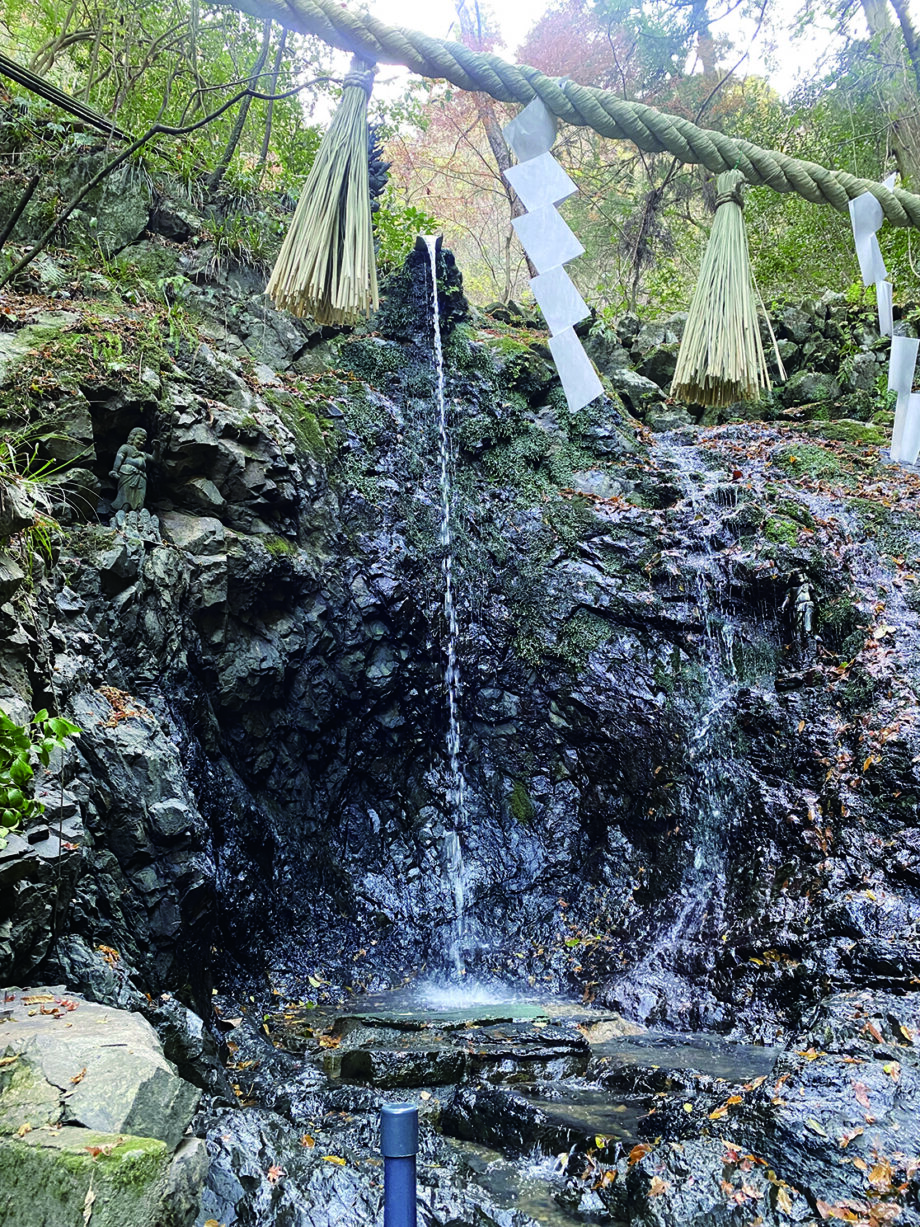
[0, 709, 81, 848]
[374, 196, 440, 274]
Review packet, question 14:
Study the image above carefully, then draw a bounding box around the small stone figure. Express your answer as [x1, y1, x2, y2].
[783, 570, 815, 653]
[110, 428, 152, 512]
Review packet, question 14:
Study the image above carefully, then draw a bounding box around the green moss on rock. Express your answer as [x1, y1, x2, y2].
[764, 516, 800, 547]
[509, 781, 535, 824]
[0, 1127, 171, 1227]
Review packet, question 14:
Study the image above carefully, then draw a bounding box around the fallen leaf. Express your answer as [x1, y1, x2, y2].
[0, 1055, 20, 1067]
[300, 1135, 315, 1148]
[805, 1117, 828, 1137]
[22, 994, 54, 1004]
[71, 1067, 87, 1085]
[882, 1061, 901, 1081]
[649, 1176, 669, 1196]
[709, 1105, 729, 1120]
[868, 1160, 892, 1192]
[82, 1186, 95, 1225]
[726, 1095, 743, 1106]
[267, 1164, 285, 1183]
[853, 1082, 871, 1109]
[322, 1155, 346, 1165]
[776, 1186, 793, 1213]
[16, 1122, 31, 1137]
[628, 1143, 651, 1167]
[839, 1128, 863, 1148]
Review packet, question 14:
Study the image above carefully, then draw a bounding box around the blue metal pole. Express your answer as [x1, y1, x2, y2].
[380, 1103, 418, 1227]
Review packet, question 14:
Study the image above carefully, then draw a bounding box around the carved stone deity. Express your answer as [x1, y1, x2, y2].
[110, 428, 152, 512]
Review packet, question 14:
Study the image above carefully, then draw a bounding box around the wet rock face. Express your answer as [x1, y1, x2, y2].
[2, 224, 920, 1058]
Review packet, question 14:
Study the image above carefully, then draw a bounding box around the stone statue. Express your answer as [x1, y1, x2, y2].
[783, 570, 815, 652]
[110, 428, 152, 512]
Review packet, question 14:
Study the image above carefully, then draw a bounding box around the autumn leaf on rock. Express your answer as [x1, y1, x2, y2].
[300, 1134, 315, 1148]
[853, 1082, 871, 1109]
[71, 1067, 87, 1085]
[322, 1155, 346, 1165]
[648, 1176, 670, 1196]
[776, 1186, 793, 1213]
[627, 1144, 651, 1167]
[267, 1164, 285, 1183]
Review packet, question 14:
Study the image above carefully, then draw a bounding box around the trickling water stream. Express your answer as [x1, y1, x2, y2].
[425, 235, 468, 976]
[613, 435, 775, 1025]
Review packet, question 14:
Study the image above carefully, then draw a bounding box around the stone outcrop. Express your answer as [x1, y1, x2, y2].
[0, 988, 205, 1227]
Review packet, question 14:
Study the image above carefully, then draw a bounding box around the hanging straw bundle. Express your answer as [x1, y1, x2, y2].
[267, 57, 378, 325]
[671, 170, 772, 409]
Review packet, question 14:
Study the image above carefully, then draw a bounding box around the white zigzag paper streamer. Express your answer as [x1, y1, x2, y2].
[849, 175, 920, 463]
[502, 101, 602, 412]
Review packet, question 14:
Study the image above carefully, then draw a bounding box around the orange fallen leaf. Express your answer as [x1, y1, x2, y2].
[300, 1135, 315, 1148]
[71, 1067, 87, 1085]
[267, 1164, 285, 1183]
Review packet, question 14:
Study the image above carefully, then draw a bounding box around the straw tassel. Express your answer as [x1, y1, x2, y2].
[671, 170, 771, 409]
[266, 57, 378, 324]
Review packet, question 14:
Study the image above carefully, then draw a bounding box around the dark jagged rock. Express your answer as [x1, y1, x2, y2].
[2, 147, 920, 1224]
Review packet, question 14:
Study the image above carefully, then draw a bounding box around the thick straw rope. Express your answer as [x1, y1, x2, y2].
[214, 0, 920, 229]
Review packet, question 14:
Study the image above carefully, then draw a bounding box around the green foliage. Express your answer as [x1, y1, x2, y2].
[0, 709, 80, 848]
[201, 212, 282, 278]
[374, 195, 440, 274]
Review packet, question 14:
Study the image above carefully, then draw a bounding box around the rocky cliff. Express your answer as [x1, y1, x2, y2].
[2, 134, 920, 1225]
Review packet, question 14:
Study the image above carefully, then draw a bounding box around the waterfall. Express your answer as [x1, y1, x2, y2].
[424, 236, 468, 976]
[614, 434, 761, 1023]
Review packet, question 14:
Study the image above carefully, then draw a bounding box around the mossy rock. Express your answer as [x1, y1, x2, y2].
[509, 781, 535, 824]
[0, 1127, 173, 1227]
[800, 419, 887, 446]
[764, 516, 800, 547]
[112, 240, 183, 286]
[774, 443, 851, 480]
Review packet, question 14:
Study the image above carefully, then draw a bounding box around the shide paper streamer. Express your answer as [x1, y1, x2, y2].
[847, 174, 920, 465]
[503, 99, 602, 412]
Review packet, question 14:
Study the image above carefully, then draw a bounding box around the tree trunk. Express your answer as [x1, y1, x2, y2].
[206, 19, 273, 192]
[859, 0, 920, 185]
[257, 28, 287, 175]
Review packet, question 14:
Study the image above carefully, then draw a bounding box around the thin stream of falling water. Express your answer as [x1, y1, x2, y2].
[424, 236, 468, 975]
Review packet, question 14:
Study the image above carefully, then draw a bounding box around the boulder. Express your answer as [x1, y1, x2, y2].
[0, 988, 205, 1227]
[0, 987, 200, 1147]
